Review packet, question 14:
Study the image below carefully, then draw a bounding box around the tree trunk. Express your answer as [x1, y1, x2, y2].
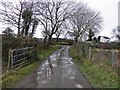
[47, 35, 52, 48]
[75, 36, 78, 43]
[21, 27, 24, 36]
[88, 36, 92, 41]
[43, 36, 47, 47]
[25, 25, 29, 37]
[43, 36, 47, 44]
[56, 36, 59, 43]
[17, 28, 20, 37]
[56, 37, 59, 43]
[31, 25, 35, 38]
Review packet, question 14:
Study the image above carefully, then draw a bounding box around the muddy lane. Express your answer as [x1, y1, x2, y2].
[15, 46, 91, 88]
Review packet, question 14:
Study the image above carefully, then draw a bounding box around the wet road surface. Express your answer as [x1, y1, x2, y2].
[15, 46, 91, 88]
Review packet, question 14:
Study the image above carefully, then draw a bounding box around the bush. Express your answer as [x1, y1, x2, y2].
[2, 34, 40, 73]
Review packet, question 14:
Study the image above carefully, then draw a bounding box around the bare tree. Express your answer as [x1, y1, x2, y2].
[0, 0, 38, 37]
[66, 2, 103, 43]
[87, 29, 94, 41]
[30, 18, 39, 38]
[35, 0, 76, 47]
[0, 0, 103, 45]
[22, 8, 33, 36]
[41, 30, 50, 45]
[112, 26, 120, 41]
[55, 29, 64, 43]
[0, 0, 26, 36]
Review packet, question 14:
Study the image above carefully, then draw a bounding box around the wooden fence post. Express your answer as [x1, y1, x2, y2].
[111, 49, 115, 67]
[8, 48, 11, 69]
[89, 47, 91, 60]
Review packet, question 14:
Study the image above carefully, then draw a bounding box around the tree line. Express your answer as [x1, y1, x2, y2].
[0, 0, 103, 47]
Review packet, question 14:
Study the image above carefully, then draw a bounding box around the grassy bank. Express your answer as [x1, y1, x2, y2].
[2, 45, 60, 88]
[70, 46, 119, 88]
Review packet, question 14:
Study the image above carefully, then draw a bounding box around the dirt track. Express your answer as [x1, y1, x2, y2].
[15, 46, 91, 88]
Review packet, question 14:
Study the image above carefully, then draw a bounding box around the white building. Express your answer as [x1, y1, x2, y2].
[100, 36, 110, 43]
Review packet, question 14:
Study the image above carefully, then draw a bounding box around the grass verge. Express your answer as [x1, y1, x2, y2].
[2, 45, 60, 88]
[70, 46, 119, 88]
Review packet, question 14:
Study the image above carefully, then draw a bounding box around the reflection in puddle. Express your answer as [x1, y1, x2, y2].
[39, 57, 54, 81]
[48, 58, 53, 75]
[52, 64, 57, 68]
[38, 71, 42, 74]
[41, 80, 47, 84]
[40, 58, 54, 80]
[63, 74, 68, 77]
[75, 84, 82, 88]
[70, 77, 75, 80]
[37, 48, 65, 88]
[41, 68, 45, 70]
[50, 55, 56, 61]
[67, 69, 72, 74]
[62, 61, 69, 64]
[44, 61, 49, 65]
[37, 77, 40, 80]
[37, 46, 86, 88]
[37, 51, 60, 88]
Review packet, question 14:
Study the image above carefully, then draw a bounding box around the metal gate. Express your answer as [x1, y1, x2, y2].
[11, 47, 35, 69]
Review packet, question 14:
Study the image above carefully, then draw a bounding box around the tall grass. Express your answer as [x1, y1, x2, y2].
[70, 46, 119, 88]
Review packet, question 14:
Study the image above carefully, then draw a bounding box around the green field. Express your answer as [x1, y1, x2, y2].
[70, 46, 119, 88]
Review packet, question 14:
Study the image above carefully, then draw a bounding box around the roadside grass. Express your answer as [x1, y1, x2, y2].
[37, 45, 60, 59]
[91, 48, 118, 52]
[70, 46, 119, 88]
[2, 45, 60, 88]
[91, 51, 114, 66]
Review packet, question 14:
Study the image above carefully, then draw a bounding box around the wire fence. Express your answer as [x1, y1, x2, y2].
[11, 47, 37, 69]
[76, 42, 119, 68]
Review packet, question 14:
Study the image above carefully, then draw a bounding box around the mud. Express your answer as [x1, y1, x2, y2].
[15, 46, 91, 88]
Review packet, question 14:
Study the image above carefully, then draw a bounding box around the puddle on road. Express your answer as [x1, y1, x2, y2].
[67, 68, 73, 74]
[38, 71, 42, 74]
[70, 76, 75, 80]
[49, 54, 57, 61]
[16, 46, 89, 88]
[75, 84, 83, 88]
[61, 51, 74, 68]
[41, 80, 47, 84]
[37, 50, 61, 87]
[37, 46, 84, 88]
[40, 58, 54, 79]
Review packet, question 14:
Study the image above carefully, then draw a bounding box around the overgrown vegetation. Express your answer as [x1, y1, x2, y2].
[70, 46, 119, 88]
[2, 34, 39, 73]
[2, 45, 60, 88]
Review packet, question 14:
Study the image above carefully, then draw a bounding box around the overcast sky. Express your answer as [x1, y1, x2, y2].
[0, 0, 119, 39]
[80, 0, 119, 38]
[35, 0, 119, 38]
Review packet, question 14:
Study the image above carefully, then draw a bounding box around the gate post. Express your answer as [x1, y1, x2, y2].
[111, 49, 115, 67]
[11, 50, 14, 69]
[8, 48, 11, 69]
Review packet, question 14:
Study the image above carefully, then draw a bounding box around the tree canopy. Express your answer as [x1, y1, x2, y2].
[0, 0, 103, 46]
